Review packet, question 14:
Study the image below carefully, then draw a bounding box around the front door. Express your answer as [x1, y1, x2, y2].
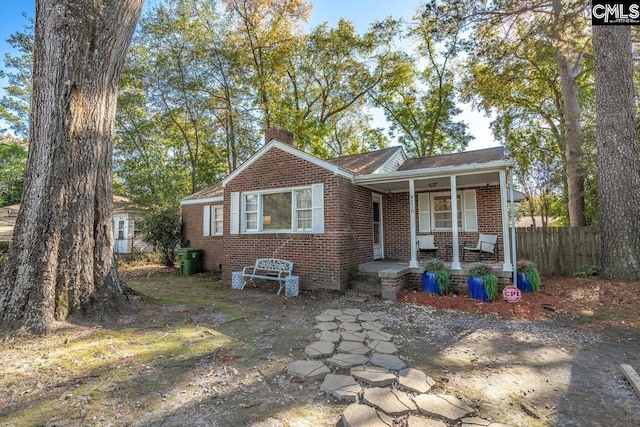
[372, 194, 383, 259]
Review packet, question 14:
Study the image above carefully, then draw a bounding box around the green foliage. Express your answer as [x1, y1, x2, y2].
[423, 258, 449, 295]
[139, 208, 182, 267]
[469, 262, 498, 301]
[0, 137, 28, 206]
[573, 265, 600, 278]
[516, 260, 541, 293]
[0, 16, 33, 139]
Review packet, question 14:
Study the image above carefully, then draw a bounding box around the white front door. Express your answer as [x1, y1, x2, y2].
[115, 217, 129, 254]
[372, 194, 383, 259]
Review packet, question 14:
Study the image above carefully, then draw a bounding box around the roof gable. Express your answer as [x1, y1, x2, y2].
[221, 140, 354, 187]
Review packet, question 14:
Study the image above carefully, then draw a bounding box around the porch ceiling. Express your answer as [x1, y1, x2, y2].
[361, 172, 500, 193]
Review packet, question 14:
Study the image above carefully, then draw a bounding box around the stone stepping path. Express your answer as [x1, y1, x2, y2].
[351, 366, 397, 387]
[320, 374, 362, 402]
[288, 360, 330, 381]
[363, 387, 417, 415]
[370, 353, 406, 371]
[286, 307, 506, 426]
[305, 341, 334, 358]
[368, 340, 398, 354]
[338, 341, 370, 355]
[342, 402, 393, 427]
[326, 353, 369, 369]
[398, 368, 436, 394]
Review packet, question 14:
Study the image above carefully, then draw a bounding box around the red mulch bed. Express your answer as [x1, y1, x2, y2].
[399, 276, 640, 328]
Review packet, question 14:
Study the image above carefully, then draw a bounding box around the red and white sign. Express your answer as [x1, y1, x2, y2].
[503, 285, 522, 303]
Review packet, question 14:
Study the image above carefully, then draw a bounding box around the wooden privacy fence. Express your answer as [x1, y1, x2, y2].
[515, 226, 600, 276]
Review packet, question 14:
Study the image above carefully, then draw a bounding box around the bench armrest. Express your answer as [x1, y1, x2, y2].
[242, 266, 256, 275]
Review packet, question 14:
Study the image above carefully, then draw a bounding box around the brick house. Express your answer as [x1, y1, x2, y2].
[181, 129, 521, 299]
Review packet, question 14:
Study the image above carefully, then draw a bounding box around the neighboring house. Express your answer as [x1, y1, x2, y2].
[181, 129, 522, 299]
[515, 215, 559, 228]
[0, 196, 152, 254]
[0, 204, 19, 242]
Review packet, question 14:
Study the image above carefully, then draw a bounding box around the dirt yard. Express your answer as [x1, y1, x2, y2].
[1, 265, 639, 427]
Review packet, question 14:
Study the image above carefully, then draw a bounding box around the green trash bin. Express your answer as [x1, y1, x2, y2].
[177, 248, 203, 275]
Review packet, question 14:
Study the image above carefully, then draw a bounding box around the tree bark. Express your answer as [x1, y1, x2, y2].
[552, 0, 586, 227]
[0, 0, 143, 334]
[593, 25, 640, 281]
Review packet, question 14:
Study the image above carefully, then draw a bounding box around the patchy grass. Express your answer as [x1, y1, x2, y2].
[0, 267, 318, 426]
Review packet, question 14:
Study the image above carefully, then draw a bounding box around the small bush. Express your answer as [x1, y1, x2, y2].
[469, 262, 498, 301]
[574, 265, 600, 278]
[517, 259, 541, 292]
[139, 208, 182, 267]
[424, 258, 449, 295]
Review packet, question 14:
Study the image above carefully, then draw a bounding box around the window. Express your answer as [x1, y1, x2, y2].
[263, 192, 292, 230]
[296, 188, 312, 231]
[244, 194, 258, 231]
[117, 218, 125, 240]
[418, 190, 477, 232]
[432, 194, 462, 230]
[212, 206, 223, 235]
[234, 185, 323, 234]
[203, 205, 223, 236]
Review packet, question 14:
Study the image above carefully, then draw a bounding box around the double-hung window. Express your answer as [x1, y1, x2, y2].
[418, 190, 477, 232]
[233, 184, 323, 234]
[203, 205, 224, 236]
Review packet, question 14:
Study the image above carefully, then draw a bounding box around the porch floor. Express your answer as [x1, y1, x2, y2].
[359, 259, 511, 278]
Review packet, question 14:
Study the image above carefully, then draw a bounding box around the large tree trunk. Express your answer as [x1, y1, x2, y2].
[0, 0, 143, 334]
[593, 25, 640, 281]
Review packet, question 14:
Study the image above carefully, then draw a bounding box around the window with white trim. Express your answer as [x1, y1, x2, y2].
[418, 190, 477, 232]
[237, 185, 321, 233]
[212, 205, 223, 235]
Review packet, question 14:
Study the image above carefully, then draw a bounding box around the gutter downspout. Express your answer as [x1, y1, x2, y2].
[510, 168, 518, 284]
[409, 179, 419, 268]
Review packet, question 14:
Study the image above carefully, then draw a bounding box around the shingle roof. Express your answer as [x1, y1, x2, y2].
[182, 182, 224, 201]
[398, 146, 506, 171]
[327, 146, 403, 175]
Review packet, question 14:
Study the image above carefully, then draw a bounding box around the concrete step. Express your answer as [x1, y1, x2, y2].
[348, 279, 381, 298]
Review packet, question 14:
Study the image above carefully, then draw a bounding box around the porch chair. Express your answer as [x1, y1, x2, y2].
[462, 234, 499, 262]
[416, 235, 439, 257]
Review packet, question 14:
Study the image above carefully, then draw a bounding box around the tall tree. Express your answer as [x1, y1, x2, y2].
[455, 0, 592, 226]
[0, 0, 143, 333]
[592, 25, 640, 280]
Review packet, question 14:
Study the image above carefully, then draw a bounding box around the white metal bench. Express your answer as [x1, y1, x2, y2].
[241, 258, 294, 295]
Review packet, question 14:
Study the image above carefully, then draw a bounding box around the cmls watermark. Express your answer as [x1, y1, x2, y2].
[592, 1, 640, 24]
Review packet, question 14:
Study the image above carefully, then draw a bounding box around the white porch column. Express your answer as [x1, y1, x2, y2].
[409, 179, 419, 268]
[499, 170, 513, 271]
[450, 175, 461, 270]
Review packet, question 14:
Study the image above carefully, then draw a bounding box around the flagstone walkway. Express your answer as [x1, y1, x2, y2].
[287, 308, 509, 427]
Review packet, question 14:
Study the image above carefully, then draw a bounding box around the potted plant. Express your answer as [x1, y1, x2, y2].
[468, 263, 499, 302]
[516, 260, 541, 293]
[422, 258, 450, 296]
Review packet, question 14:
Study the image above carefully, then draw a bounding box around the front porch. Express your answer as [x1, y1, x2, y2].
[356, 259, 512, 300]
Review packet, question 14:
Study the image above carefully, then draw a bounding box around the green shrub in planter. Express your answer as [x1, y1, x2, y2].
[423, 258, 450, 295]
[516, 260, 541, 292]
[468, 262, 498, 301]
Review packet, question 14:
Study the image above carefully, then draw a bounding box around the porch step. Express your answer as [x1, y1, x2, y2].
[347, 272, 382, 298]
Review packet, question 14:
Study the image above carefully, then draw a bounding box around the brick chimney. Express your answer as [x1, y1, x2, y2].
[265, 128, 294, 146]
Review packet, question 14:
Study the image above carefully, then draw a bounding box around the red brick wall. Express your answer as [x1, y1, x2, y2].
[222, 147, 371, 291]
[181, 203, 225, 271]
[384, 185, 504, 261]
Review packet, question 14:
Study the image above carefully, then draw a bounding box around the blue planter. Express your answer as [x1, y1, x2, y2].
[422, 271, 440, 295]
[468, 276, 490, 301]
[517, 272, 534, 292]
